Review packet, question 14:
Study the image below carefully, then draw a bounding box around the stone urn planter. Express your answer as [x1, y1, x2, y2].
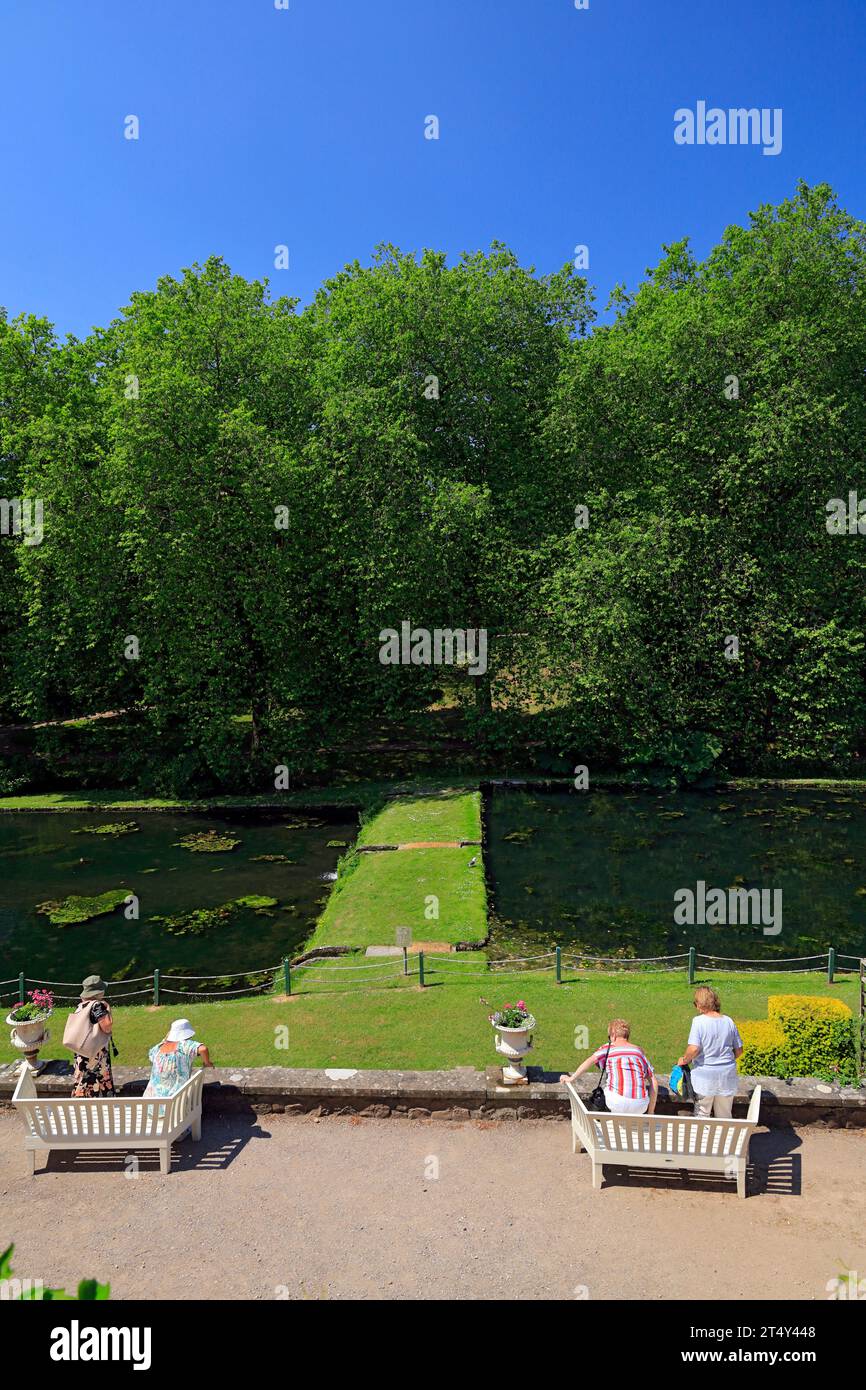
[490, 1007, 536, 1086]
[7, 992, 53, 1072]
[7, 1012, 51, 1071]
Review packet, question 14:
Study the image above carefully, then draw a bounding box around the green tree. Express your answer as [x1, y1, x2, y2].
[539, 182, 866, 773]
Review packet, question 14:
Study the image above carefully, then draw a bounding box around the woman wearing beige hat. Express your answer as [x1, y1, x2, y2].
[63, 974, 116, 1097]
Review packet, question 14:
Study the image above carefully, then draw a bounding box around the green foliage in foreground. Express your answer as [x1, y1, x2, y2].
[0, 1245, 110, 1301]
[32, 970, 852, 1073]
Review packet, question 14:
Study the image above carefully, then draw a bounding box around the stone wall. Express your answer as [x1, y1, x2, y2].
[0, 1062, 863, 1126]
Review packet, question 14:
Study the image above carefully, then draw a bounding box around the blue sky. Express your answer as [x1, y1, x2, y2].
[1, 0, 864, 337]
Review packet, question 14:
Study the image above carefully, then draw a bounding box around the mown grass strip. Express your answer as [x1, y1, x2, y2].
[31, 970, 851, 1073]
[356, 790, 482, 847]
[310, 841, 486, 948]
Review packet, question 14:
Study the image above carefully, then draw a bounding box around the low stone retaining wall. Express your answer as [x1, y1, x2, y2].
[0, 1063, 862, 1126]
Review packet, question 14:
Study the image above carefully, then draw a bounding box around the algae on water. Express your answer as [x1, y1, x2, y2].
[72, 822, 140, 837]
[175, 830, 241, 853]
[152, 895, 278, 937]
[37, 888, 132, 927]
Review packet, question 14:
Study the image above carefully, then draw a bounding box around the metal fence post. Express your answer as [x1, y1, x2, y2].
[827, 947, 836, 984]
[283, 956, 292, 995]
[18, 972, 25, 1003]
[687, 947, 696, 985]
[555, 945, 562, 984]
[153, 969, 160, 1006]
[418, 951, 425, 988]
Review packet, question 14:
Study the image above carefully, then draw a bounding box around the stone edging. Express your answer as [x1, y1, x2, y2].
[0, 1064, 862, 1127]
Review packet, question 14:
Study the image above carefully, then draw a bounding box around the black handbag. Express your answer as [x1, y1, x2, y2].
[680, 1062, 695, 1102]
[585, 1041, 612, 1112]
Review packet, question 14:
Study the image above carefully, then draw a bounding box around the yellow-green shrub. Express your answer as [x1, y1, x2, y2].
[737, 995, 856, 1084]
[738, 1018, 786, 1076]
[767, 994, 851, 1025]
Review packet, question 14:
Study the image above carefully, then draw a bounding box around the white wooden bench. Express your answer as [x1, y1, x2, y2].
[12, 1065, 204, 1175]
[566, 1083, 762, 1198]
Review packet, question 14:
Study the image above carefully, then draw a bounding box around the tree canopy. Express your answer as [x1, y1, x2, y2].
[1, 183, 864, 791]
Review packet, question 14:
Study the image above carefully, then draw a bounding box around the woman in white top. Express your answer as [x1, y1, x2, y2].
[677, 985, 744, 1118]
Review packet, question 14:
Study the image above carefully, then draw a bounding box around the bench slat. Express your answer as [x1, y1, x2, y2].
[565, 1082, 761, 1198]
[11, 1067, 204, 1175]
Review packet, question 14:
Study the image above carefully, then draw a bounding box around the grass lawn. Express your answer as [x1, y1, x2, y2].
[0, 789, 368, 813]
[0, 776, 482, 815]
[6, 774, 866, 816]
[356, 790, 481, 846]
[309, 790, 486, 948]
[32, 969, 853, 1072]
[310, 845, 487, 948]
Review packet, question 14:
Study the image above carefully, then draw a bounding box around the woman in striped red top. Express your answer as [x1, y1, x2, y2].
[560, 1019, 658, 1114]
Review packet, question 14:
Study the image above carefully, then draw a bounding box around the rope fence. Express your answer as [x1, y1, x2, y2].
[3, 946, 860, 1006]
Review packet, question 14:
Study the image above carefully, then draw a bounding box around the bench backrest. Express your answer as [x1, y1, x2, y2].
[566, 1082, 762, 1158]
[12, 1066, 204, 1141]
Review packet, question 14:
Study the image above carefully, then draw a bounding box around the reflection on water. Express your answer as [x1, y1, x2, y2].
[487, 788, 866, 962]
[0, 811, 356, 986]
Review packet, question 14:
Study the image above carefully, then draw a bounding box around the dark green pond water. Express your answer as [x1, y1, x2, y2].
[0, 811, 355, 994]
[487, 788, 866, 963]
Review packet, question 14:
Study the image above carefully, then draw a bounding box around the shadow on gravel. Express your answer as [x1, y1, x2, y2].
[37, 1105, 270, 1176]
[746, 1123, 803, 1197]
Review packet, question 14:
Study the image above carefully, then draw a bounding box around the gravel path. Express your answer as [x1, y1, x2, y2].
[1, 1113, 862, 1301]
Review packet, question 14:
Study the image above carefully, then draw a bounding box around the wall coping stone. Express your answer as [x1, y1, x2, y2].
[0, 1062, 862, 1124]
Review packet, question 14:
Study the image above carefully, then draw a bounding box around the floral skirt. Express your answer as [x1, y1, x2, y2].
[71, 1047, 115, 1097]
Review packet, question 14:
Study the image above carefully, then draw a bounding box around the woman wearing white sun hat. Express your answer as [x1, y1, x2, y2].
[143, 1019, 213, 1099]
